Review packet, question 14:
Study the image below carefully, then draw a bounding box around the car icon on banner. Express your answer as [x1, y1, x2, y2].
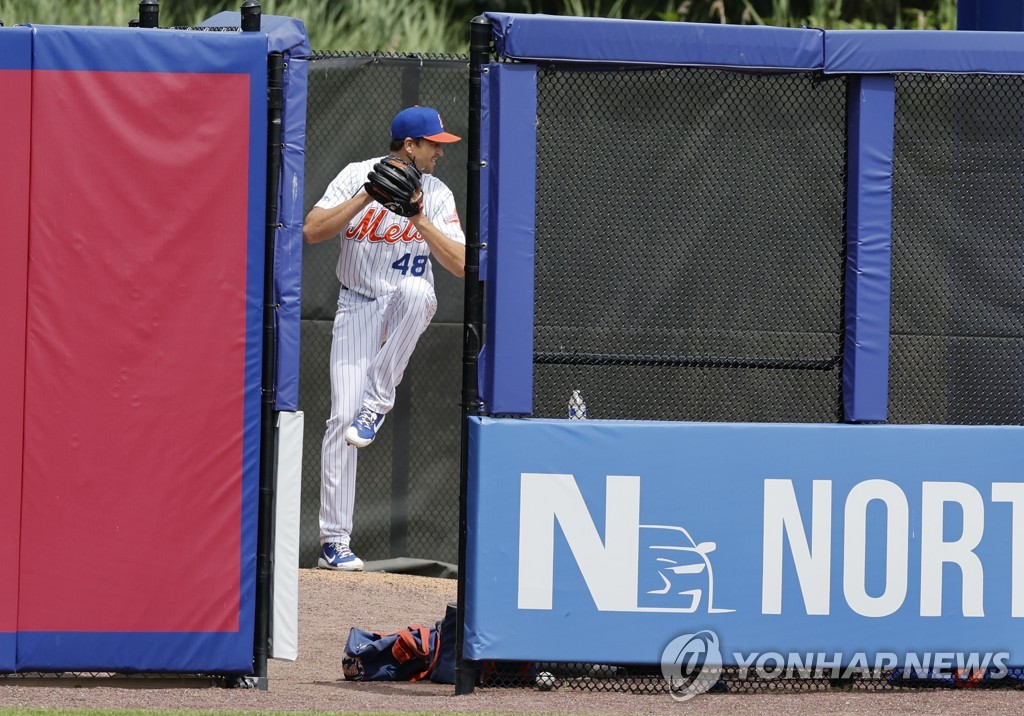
[638, 525, 734, 613]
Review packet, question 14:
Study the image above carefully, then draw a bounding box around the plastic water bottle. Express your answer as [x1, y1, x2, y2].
[568, 390, 588, 419]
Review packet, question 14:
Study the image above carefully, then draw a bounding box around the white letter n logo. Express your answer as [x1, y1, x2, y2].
[518, 473, 640, 611]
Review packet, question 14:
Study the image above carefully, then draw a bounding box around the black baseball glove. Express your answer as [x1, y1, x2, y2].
[364, 156, 423, 217]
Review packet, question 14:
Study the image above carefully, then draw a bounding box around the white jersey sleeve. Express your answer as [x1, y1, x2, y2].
[314, 160, 370, 210]
[422, 178, 466, 246]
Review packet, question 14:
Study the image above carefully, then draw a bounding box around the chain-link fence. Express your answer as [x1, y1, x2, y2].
[475, 660, 1024, 693]
[530, 67, 848, 423]
[300, 52, 469, 571]
[890, 73, 1024, 425]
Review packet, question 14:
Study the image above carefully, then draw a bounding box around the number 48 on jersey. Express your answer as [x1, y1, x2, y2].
[392, 253, 428, 276]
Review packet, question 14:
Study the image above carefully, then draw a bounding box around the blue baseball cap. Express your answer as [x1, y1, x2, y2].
[390, 106, 461, 143]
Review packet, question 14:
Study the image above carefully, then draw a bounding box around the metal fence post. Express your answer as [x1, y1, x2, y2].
[455, 13, 492, 698]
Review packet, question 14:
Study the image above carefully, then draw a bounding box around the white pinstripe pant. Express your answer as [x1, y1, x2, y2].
[319, 276, 438, 546]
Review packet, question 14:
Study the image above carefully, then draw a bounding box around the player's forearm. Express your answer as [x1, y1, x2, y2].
[412, 216, 466, 277]
[303, 193, 373, 244]
[428, 236, 467, 278]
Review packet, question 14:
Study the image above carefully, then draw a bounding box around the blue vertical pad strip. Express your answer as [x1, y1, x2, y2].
[843, 75, 894, 422]
[200, 12, 311, 411]
[482, 63, 537, 415]
[0, 25, 32, 674]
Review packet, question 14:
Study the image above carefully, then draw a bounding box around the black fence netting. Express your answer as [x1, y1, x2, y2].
[299, 53, 468, 571]
[530, 67, 848, 423]
[475, 660, 1024, 693]
[890, 73, 1024, 425]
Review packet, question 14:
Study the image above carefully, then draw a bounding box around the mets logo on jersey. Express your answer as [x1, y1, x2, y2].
[345, 208, 423, 243]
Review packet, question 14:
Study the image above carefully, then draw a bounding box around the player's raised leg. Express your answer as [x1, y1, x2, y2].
[345, 276, 437, 448]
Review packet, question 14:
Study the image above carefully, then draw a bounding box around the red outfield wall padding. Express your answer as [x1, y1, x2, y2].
[20, 68, 252, 634]
[0, 26, 33, 671]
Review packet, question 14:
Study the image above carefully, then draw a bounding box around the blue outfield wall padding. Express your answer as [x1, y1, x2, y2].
[480, 63, 537, 415]
[200, 13, 311, 411]
[0, 25, 32, 69]
[476, 62, 492, 405]
[485, 12, 823, 70]
[466, 417, 1024, 664]
[29, 24, 266, 74]
[272, 54, 308, 411]
[201, 11, 310, 52]
[824, 29, 1024, 74]
[240, 47, 267, 674]
[16, 632, 253, 673]
[0, 634, 13, 673]
[843, 75, 894, 423]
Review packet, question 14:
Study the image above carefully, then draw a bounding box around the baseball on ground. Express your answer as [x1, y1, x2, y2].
[535, 671, 556, 690]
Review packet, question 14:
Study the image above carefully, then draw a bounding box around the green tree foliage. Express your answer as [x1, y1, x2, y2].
[0, 0, 959, 54]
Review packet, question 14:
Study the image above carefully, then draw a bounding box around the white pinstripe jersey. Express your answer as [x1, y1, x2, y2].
[314, 157, 466, 299]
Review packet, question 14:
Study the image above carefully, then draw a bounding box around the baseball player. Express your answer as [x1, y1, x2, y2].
[303, 106, 465, 571]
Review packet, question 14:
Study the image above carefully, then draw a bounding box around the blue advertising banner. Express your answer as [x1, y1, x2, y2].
[466, 417, 1024, 670]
